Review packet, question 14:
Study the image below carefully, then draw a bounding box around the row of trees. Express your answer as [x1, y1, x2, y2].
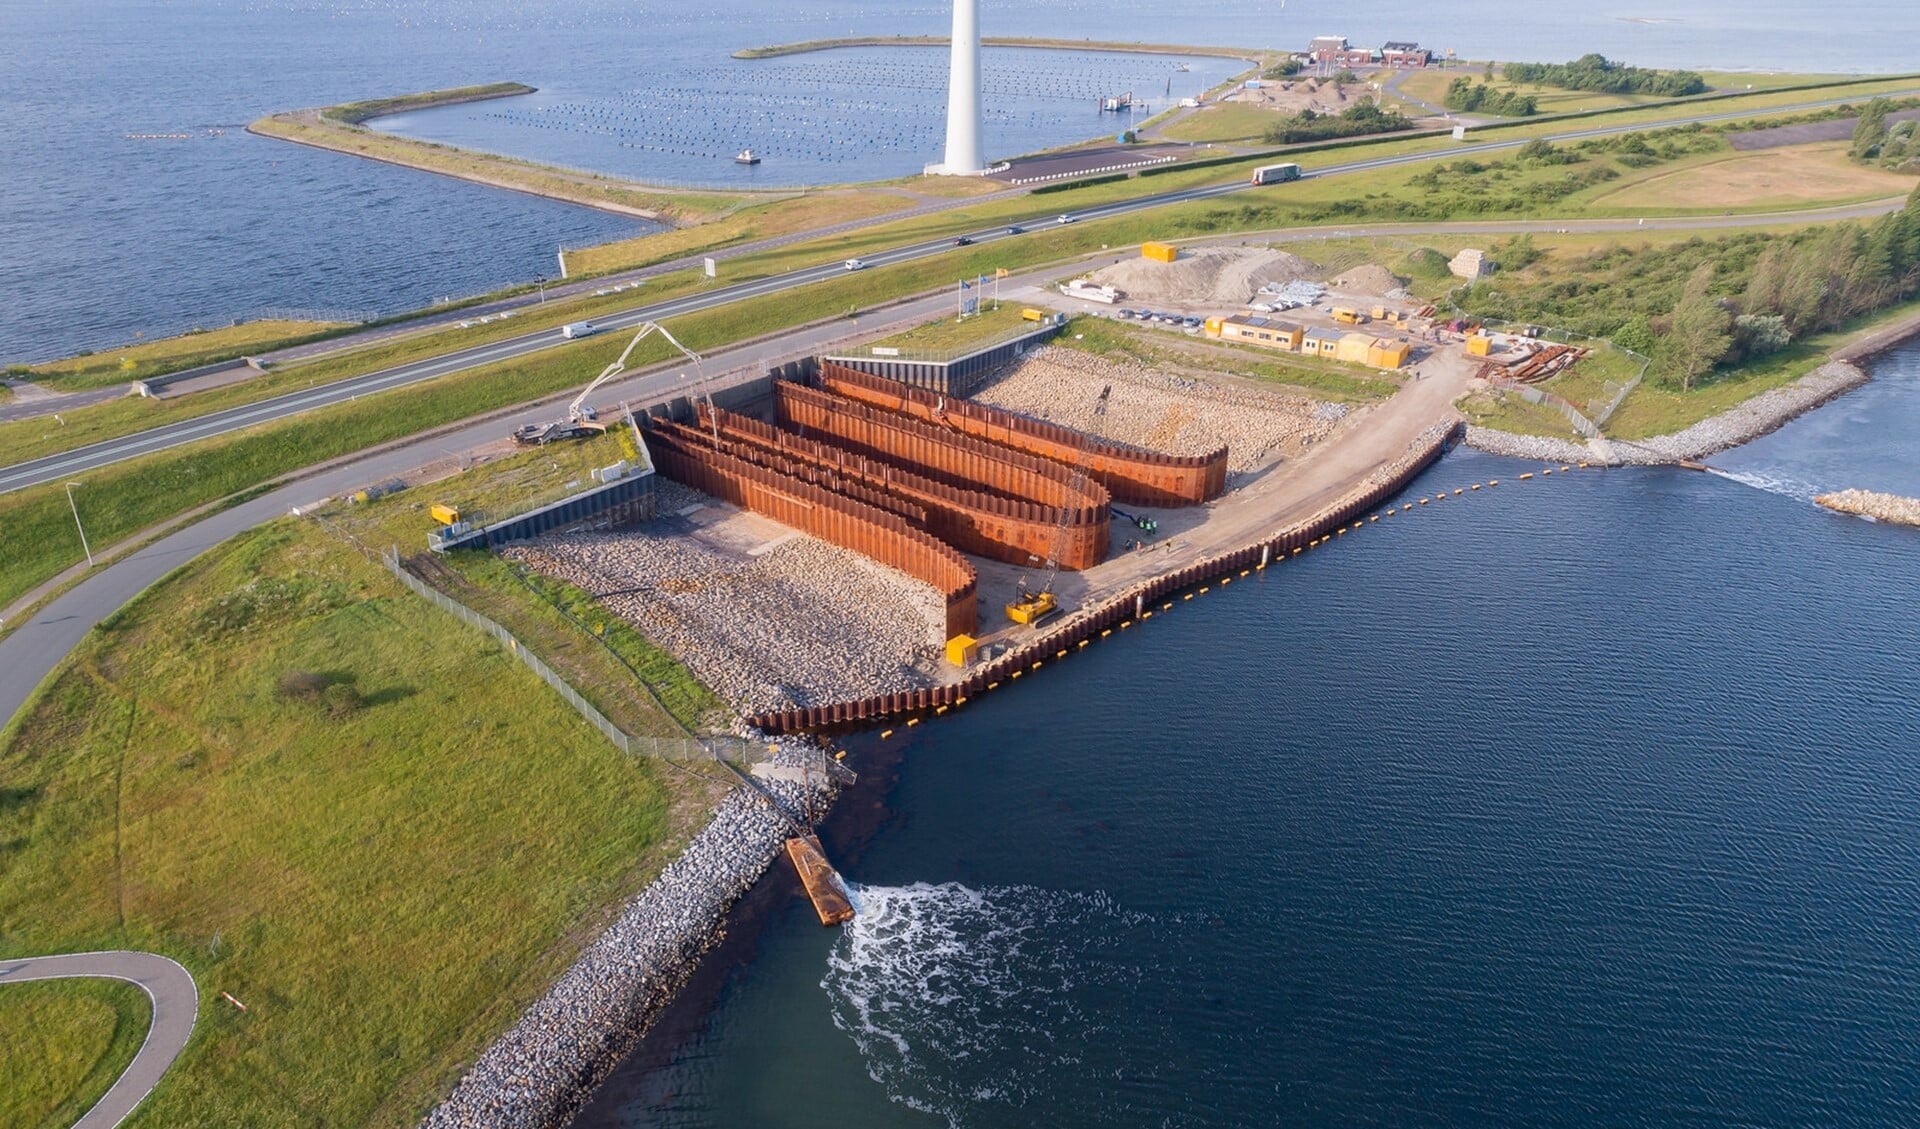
[1443, 79, 1537, 117]
[1502, 54, 1708, 98]
[1261, 100, 1412, 145]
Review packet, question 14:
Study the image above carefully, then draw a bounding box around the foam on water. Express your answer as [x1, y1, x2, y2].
[821, 882, 1153, 1127]
[1704, 465, 1827, 502]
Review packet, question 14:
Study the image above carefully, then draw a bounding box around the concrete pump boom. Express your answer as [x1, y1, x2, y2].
[570, 321, 704, 422]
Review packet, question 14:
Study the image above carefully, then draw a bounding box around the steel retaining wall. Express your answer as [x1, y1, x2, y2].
[828, 318, 1064, 397]
[744, 423, 1462, 733]
[647, 429, 980, 639]
[776, 381, 1108, 513]
[682, 405, 1110, 570]
[815, 362, 1229, 506]
[430, 472, 657, 552]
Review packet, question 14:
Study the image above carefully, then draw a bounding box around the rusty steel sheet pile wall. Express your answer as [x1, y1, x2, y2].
[689, 405, 1109, 570]
[816, 362, 1229, 507]
[776, 381, 1108, 514]
[645, 424, 979, 638]
[743, 424, 1463, 733]
[653, 417, 932, 528]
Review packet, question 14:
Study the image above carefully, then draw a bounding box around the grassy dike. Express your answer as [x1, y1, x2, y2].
[0, 513, 717, 1127]
[10, 320, 347, 392]
[0, 978, 152, 1129]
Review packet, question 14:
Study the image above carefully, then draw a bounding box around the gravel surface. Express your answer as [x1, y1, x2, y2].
[507, 527, 941, 717]
[972, 345, 1345, 473]
[1467, 360, 1871, 466]
[420, 740, 838, 1129]
[1087, 246, 1319, 306]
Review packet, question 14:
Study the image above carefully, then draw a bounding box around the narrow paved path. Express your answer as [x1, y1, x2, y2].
[0, 950, 198, 1129]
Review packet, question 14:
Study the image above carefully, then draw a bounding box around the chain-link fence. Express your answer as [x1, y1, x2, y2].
[377, 546, 766, 767]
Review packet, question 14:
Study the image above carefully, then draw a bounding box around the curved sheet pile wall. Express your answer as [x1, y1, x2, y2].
[815, 361, 1229, 507]
[646, 424, 979, 638]
[684, 405, 1109, 570]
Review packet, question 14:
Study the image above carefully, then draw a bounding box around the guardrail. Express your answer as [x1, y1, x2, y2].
[1008, 154, 1179, 186]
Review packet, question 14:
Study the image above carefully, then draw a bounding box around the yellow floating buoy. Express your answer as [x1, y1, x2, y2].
[1370, 514, 1380, 522]
[935, 705, 949, 715]
[907, 717, 922, 727]
[1519, 472, 1533, 480]
[1489, 479, 1500, 486]
[1010, 670, 1022, 680]
[1542, 468, 1554, 476]
[1453, 488, 1464, 496]
[1420, 498, 1429, 505]
[1561, 465, 1572, 472]
[1101, 628, 1112, 637]
[1470, 483, 1481, 490]
[1241, 569, 1251, 577]
[1184, 593, 1194, 600]
[956, 697, 968, 705]
[1056, 649, 1068, 659]
[880, 729, 895, 739]
[1078, 639, 1090, 648]
[1031, 661, 1043, 671]
[988, 681, 1000, 690]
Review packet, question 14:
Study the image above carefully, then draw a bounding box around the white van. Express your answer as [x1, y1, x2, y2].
[561, 321, 599, 339]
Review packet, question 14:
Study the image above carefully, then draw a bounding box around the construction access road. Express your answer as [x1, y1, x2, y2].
[6, 83, 1915, 499]
[0, 950, 198, 1129]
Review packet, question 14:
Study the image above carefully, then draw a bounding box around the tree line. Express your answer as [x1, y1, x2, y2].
[1261, 100, 1413, 145]
[1502, 55, 1708, 98]
[1443, 79, 1537, 117]
[1458, 186, 1920, 390]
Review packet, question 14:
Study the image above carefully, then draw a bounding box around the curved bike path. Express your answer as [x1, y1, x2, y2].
[0, 950, 198, 1128]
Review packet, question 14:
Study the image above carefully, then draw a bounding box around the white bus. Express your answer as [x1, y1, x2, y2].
[1250, 162, 1303, 186]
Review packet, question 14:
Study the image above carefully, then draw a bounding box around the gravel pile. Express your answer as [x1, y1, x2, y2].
[973, 345, 1345, 472]
[1087, 246, 1318, 305]
[1467, 360, 1871, 466]
[1816, 488, 1920, 528]
[507, 528, 940, 716]
[420, 740, 838, 1129]
[1329, 264, 1405, 297]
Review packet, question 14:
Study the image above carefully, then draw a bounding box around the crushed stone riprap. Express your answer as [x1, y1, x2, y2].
[1816, 488, 1920, 528]
[1086, 246, 1319, 305]
[507, 528, 941, 717]
[971, 344, 1350, 473]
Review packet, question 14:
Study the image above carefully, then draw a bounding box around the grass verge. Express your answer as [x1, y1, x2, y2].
[0, 517, 715, 1128]
[0, 978, 152, 1129]
[12, 320, 346, 392]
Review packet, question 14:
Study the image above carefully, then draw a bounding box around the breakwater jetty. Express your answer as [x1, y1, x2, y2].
[419, 740, 839, 1129]
[1816, 488, 1920, 527]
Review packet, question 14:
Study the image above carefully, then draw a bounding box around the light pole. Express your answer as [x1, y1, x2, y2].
[535, 276, 548, 303]
[65, 481, 93, 568]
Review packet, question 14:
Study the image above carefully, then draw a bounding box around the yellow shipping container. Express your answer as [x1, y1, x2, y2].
[1335, 333, 1378, 365]
[1368, 339, 1411, 369]
[1021, 307, 1047, 321]
[1141, 241, 1178, 263]
[945, 634, 980, 667]
[1466, 333, 1493, 356]
[1204, 316, 1225, 335]
[429, 503, 462, 526]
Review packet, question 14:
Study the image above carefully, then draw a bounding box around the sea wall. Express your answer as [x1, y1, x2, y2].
[646, 422, 979, 638]
[815, 362, 1230, 506]
[684, 405, 1110, 570]
[745, 421, 1461, 733]
[1467, 359, 1872, 466]
[419, 744, 835, 1129]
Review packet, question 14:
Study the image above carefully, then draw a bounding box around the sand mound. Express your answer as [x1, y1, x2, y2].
[1087, 247, 1320, 306]
[1329, 264, 1407, 297]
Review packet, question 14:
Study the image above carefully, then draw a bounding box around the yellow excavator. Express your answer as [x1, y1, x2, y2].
[1006, 384, 1110, 627]
[512, 321, 702, 446]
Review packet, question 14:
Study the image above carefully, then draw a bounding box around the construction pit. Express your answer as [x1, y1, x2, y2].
[488, 310, 1496, 727]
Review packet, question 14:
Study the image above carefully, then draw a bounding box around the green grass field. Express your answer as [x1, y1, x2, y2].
[1156, 104, 1284, 143]
[0, 517, 717, 1128]
[0, 978, 152, 1129]
[867, 303, 1035, 353]
[13, 320, 345, 392]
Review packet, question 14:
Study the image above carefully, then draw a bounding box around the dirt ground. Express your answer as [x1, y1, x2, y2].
[1087, 246, 1320, 304]
[1222, 77, 1371, 116]
[1593, 142, 1919, 209]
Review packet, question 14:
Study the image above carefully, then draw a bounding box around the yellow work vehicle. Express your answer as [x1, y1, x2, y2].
[1005, 385, 1110, 628]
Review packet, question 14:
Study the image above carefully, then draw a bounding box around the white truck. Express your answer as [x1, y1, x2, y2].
[560, 321, 600, 340]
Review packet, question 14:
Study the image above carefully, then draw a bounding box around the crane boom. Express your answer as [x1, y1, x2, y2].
[569, 321, 703, 422]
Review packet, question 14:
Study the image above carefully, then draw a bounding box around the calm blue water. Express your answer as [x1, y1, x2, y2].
[5, 0, 1917, 362]
[577, 342, 1920, 1127]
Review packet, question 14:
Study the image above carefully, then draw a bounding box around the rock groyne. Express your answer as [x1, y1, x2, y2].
[1816, 488, 1920, 528]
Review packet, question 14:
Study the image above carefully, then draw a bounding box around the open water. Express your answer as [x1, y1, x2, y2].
[575, 342, 1920, 1127]
[4, 0, 1917, 363]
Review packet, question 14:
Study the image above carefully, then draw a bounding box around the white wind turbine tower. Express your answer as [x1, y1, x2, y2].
[929, 0, 988, 175]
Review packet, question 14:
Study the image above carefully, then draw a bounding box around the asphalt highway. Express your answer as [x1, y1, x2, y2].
[7, 84, 1914, 499]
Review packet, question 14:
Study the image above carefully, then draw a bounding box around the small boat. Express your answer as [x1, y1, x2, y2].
[735, 148, 760, 164]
